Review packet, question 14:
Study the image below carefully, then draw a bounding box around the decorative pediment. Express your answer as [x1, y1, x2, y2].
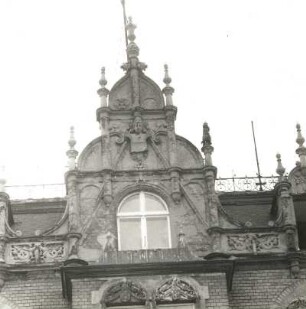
[154, 277, 197, 303]
[103, 280, 147, 306]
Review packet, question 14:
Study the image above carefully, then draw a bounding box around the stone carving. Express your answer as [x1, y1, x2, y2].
[114, 97, 131, 110]
[116, 113, 159, 165]
[289, 166, 306, 194]
[104, 280, 146, 306]
[10, 242, 64, 264]
[287, 298, 306, 309]
[155, 277, 197, 303]
[0, 202, 6, 236]
[227, 234, 279, 253]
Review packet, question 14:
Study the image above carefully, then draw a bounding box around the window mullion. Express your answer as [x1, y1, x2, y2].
[141, 217, 147, 249]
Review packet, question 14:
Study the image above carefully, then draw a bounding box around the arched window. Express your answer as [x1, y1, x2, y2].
[117, 192, 171, 250]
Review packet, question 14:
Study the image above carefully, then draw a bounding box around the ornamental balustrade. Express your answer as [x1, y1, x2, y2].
[215, 176, 279, 192]
[3, 176, 280, 199]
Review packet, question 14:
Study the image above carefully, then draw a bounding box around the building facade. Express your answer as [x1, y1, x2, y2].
[0, 18, 305, 309]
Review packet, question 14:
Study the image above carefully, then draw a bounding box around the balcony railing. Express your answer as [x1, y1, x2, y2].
[215, 176, 279, 192]
[3, 176, 279, 200]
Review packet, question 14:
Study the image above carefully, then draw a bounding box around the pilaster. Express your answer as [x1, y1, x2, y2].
[65, 171, 81, 259]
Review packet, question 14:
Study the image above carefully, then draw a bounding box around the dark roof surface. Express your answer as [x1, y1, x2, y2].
[219, 191, 274, 227]
[11, 198, 66, 237]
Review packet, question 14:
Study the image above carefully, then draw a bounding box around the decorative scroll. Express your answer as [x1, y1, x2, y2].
[155, 277, 197, 303]
[215, 176, 278, 192]
[288, 298, 306, 309]
[104, 280, 146, 306]
[10, 242, 64, 264]
[227, 234, 279, 253]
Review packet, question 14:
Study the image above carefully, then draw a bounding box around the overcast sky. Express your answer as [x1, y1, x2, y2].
[0, 0, 305, 186]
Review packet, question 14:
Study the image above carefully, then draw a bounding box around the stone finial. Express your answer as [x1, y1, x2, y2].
[276, 153, 286, 181]
[126, 17, 136, 42]
[202, 122, 212, 146]
[201, 122, 214, 166]
[97, 67, 110, 107]
[126, 17, 139, 59]
[162, 64, 175, 106]
[163, 64, 172, 86]
[66, 126, 78, 171]
[0, 166, 6, 193]
[296, 123, 306, 167]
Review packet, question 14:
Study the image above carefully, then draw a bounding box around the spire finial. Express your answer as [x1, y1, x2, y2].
[201, 122, 214, 166]
[276, 153, 286, 182]
[126, 16, 136, 42]
[97, 67, 109, 107]
[296, 123, 306, 167]
[163, 64, 172, 86]
[125, 16, 139, 60]
[202, 122, 212, 146]
[162, 64, 175, 106]
[66, 126, 78, 171]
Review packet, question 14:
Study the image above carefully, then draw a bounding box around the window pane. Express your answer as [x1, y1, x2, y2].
[119, 218, 142, 250]
[146, 217, 169, 249]
[120, 195, 140, 213]
[145, 194, 166, 212]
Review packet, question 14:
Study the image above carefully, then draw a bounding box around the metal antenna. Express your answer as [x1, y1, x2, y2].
[120, 0, 129, 61]
[251, 121, 265, 191]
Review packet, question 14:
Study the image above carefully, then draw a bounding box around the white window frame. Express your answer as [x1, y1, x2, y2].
[117, 191, 172, 250]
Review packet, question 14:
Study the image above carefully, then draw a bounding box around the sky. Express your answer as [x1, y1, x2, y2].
[0, 0, 306, 187]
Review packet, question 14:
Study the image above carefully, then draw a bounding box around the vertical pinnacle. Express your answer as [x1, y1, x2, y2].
[163, 64, 172, 86]
[276, 153, 285, 181]
[97, 67, 109, 107]
[202, 122, 212, 146]
[162, 64, 175, 106]
[99, 67, 107, 87]
[296, 123, 305, 148]
[296, 123, 306, 167]
[201, 122, 214, 166]
[68, 126, 76, 150]
[66, 127, 78, 171]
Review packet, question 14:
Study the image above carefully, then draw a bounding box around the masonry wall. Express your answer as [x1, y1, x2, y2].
[229, 268, 306, 309]
[0, 270, 69, 309]
[0, 267, 305, 309]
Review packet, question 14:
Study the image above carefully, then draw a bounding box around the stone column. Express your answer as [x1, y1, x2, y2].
[0, 191, 9, 264]
[204, 165, 221, 252]
[66, 172, 81, 259]
[275, 180, 298, 251]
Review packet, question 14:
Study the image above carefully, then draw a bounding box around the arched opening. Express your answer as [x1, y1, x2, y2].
[117, 191, 171, 250]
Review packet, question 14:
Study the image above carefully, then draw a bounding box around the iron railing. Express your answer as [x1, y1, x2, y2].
[4, 176, 279, 199]
[215, 176, 279, 192]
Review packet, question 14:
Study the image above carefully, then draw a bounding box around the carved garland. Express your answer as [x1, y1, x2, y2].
[227, 234, 279, 253]
[10, 242, 65, 264]
[154, 277, 197, 304]
[103, 280, 147, 306]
